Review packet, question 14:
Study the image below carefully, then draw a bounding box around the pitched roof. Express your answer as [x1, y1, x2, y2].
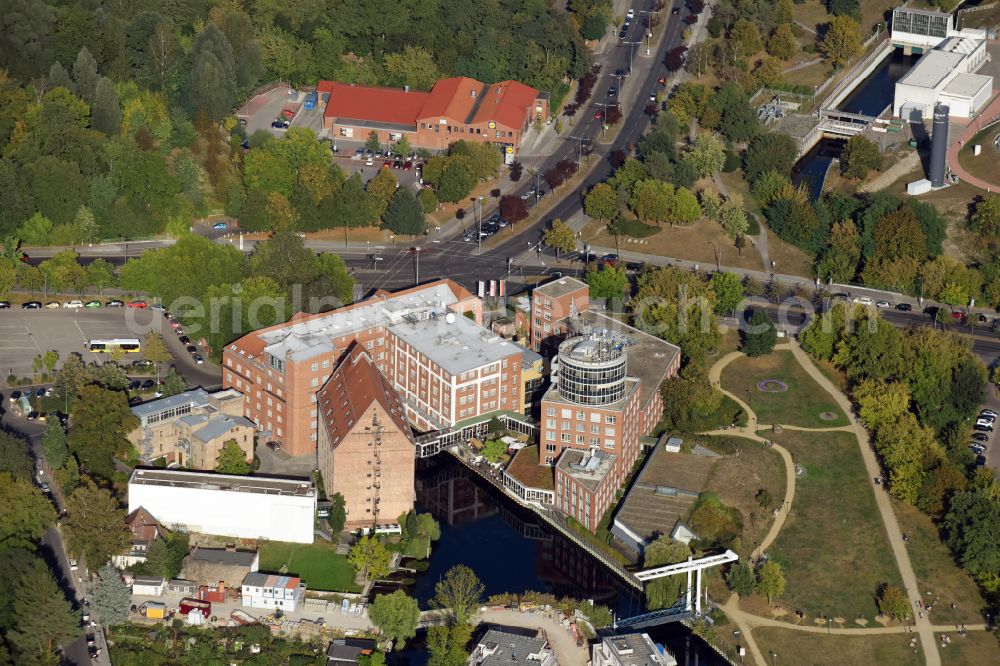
[317, 344, 413, 449]
[471, 80, 538, 130]
[125, 506, 167, 542]
[417, 76, 485, 123]
[188, 546, 257, 567]
[242, 571, 300, 589]
[319, 81, 430, 128]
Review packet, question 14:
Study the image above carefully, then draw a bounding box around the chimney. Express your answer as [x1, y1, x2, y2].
[404, 85, 410, 92]
[471, 88, 477, 98]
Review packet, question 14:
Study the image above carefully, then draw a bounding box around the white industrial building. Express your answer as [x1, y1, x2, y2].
[127, 469, 317, 544]
[891, 7, 993, 121]
[240, 571, 306, 611]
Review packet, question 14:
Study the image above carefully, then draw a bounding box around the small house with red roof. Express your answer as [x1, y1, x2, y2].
[315, 76, 548, 155]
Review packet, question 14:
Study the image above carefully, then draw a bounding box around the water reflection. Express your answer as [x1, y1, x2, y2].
[401, 456, 727, 665]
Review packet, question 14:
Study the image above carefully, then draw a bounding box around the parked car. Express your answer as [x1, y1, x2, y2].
[35, 387, 46, 397]
[976, 454, 988, 467]
[128, 396, 142, 406]
[213, 222, 228, 231]
[22, 301, 42, 309]
[106, 299, 124, 307]
[186, 345, 198, 354]
[127, 380, 141, 391]
[607, 86, 618, 97]
[601, 253, 619, 266]
[0, 301, 9, 309]
[971, 444, 987, 455]
[44, 301, 60, 309]
[853, 296, 873, 305]
[895, 303, 912, 312]
[178, 335, 190, 344]
[972, 433, 990, 442]
[194, 354, 204, 364]
[875, 300, 890, 309]
[365, 156, 375, 166]
[950, 310, 964, 320]
[9, 390, 20, 402]
[140, 380, 155, 390]
[626, 8, 635, 19]
[271, 119, 290, 129]
[981, 409, 998, 418]
[84, 300, 101, 308]
[594, 109, 604, 120]
[403, 161, 413, 171]
[63, 300, 83, 309]
[128, 300, 148, 308]
[149, 304, 166, 312]
[975, 423, 994, 432]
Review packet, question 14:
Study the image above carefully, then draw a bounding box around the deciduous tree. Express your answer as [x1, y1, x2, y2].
[741, 308, 777, 357]
[432, 565, 484, 626]
[726, 561, 756, 597]
[64, 480, 129, 569]
[542, 218, 576, 259]
[586, 265, 629, 301]
[756, 560, 786, 603]
[584, 183, 618, 222]
[709, 272, 744, 315]
[840, 135, 881, 179]
[382, 187, 426, 236]
[767, 24, 798, 61]
[0, 473, 56, 550]
[644, 537, 691, 609]
[819, 15, 862, 69]
[370, 590, 420, 649]
[349, 535, 391, 583]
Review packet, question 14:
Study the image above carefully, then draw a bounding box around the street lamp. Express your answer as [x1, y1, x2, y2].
[709, 241, 720, 272]
[769, 651, 777, 666]
[827, 616, 833, 635]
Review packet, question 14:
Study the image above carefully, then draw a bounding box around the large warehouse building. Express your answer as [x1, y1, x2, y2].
[224, 279, 540, 456]
[891, 6, 993, 120]
[128, 469, 317, 544]
[314, 76, 549, 157]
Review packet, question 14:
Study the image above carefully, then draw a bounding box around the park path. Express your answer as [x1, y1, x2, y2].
[785, 341, 941, 666]
[703, 343, 947, 665]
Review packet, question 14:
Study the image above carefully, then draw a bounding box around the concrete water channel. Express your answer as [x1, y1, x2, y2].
[792, 49, 921, 199]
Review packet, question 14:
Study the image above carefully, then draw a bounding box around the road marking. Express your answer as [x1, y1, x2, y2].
[73, 320, 88, 344]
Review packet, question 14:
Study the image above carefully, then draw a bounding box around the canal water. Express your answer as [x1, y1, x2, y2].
[384, 456, 729, 665]
[793, 49, 920, 200]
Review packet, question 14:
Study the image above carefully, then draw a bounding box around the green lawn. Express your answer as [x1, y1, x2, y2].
[764, 430, 903, 620]
[259, 541, 361, 593]
[754, 627, 924, 666]
[938, 630, 1000, 665]
[892, 499, 988, 626]
[720, 350, 847, 428]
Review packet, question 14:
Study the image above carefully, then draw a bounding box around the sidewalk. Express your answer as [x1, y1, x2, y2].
[947, 91, 1000, 193]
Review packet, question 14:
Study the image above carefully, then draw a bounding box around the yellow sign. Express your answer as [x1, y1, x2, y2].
[488, 120, 496, 129]
[505, 146, 513, 154]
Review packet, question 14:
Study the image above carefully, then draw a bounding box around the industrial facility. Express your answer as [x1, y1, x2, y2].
[891, 6, 994, 120]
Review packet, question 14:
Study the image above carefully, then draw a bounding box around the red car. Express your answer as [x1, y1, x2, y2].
[594, 109, 604, 120]
[127, 300, 148, 308]
[403, 161, 413, 171]
[657, 75, 667, 86]
[383, 159, 392, 168]
[950, 311, 963, 320]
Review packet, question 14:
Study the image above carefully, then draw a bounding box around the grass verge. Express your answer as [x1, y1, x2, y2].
[259, 540, 361, 593]
[753, 626, 924, 666]
[720, 350, 847, 428]
[891, 498, 987, 626]
[937, 630, 1000, 665]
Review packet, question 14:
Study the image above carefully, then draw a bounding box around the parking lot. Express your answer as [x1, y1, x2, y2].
[0, 309, 220, 390]
[333, 151, 423, 190]
[0, 309, 157, 377]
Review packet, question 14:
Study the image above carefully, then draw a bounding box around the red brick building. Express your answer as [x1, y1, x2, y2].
[316, 344, 415, 528]
[511, 276, 682, 532]
[223, 280, 531, 457]
[315, 77, 549, 155]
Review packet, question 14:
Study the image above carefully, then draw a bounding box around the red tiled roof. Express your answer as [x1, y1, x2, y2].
[418, 77, 485, 123]
[315, 77, 539, 133]
[471, 80, 538, 131]
[317, 343, 413, 450]
[319, 81, 429, 127]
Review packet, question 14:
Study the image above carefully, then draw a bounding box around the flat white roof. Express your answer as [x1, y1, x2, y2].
[942, 73, 993, 99]
[898, 50, 965, 90]
[129, 469, 315, 497]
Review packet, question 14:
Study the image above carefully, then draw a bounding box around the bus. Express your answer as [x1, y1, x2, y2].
[88, 338, 141, 353]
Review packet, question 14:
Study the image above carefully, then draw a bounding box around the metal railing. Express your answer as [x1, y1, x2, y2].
[819, 37, 891, 110]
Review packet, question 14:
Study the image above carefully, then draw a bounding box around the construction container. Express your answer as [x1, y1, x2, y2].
[145, 602, 166, 619]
